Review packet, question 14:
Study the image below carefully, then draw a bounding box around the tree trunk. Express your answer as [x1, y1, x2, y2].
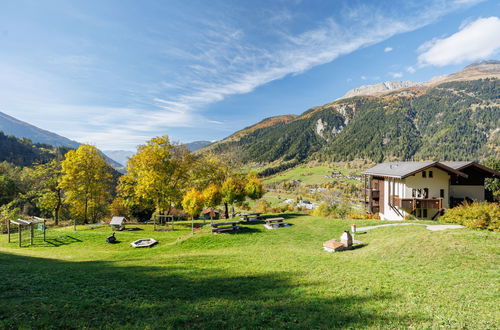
[224, 202, 229, 219]
[54, 188, 62, 226]
[84, 199, 88, 224]
[191, 216, 194, 235]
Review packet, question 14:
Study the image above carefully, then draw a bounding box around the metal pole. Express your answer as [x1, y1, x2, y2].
[43, 219, 46, 241]
[7, 220, 10, 243]
[18, 224, 21, 247]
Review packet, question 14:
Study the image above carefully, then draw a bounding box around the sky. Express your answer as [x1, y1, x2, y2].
[0, 0, 499, 151]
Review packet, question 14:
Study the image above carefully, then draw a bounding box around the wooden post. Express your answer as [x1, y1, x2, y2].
[30, 223, 34, 246]
[18, 224, 22, 247]
[43, 219, 46, 241]
[7, 220, 10, 243]
[74, 219, 76, 231]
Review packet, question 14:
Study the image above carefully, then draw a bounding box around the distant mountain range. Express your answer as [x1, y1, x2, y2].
[0, 111, 123, 169]
[184, 140, 212, 152]
[200, 60, 500, 165]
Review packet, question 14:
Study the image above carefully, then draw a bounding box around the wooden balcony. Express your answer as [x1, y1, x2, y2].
[390, 196, 443, 210]
[364, 188, 379, 199]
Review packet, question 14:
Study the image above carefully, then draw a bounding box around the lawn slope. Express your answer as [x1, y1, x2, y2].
[0, 216, 498, 328]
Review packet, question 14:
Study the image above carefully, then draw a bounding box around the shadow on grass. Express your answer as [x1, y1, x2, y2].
[36, 235, 83, 247]
[0, 252, 422, 329]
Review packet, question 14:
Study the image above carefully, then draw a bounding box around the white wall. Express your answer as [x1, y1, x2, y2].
[404, 167, 449, 209]
[381, 178, 406, 221]
[450, 185, 485, 201]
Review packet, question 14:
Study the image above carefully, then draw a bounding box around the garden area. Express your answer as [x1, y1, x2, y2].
[1, 215, 498, 328]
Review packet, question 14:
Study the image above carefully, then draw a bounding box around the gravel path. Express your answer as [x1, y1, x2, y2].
[356, 223, 465, 231]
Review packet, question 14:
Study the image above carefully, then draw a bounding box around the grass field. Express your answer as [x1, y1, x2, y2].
[0, 216, 499, 328]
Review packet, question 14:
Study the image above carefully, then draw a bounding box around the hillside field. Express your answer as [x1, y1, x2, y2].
[0, 216, 498, 328]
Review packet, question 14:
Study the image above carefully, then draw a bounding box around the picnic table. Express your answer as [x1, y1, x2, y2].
[211, 221, 241, 234]
[240, 213, 263, 222]
[264, 217, 287, 229]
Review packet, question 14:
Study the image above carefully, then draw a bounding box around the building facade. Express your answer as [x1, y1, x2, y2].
[363, 161, 499, 221]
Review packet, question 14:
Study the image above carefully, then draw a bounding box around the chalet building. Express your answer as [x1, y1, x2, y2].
[363, 161, 500, 221]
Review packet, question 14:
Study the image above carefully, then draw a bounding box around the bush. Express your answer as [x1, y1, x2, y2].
[440, 202, 499, 231]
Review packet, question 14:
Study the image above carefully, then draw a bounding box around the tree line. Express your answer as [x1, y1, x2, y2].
[0, 135, 264, 228]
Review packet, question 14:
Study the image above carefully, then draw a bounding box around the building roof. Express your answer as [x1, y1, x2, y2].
[362, 161, 467, 179]
[441, 161, 500, 177]
[110, 216, 126, 225]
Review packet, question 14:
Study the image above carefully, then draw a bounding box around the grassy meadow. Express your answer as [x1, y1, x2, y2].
[0, 215, 499, 329]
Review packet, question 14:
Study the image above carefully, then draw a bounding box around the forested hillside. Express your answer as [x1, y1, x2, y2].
[204, 77, 500, 164]
[0, 131, 70, 166]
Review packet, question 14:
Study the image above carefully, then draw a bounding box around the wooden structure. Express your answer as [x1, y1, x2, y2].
[240, 213, 262, 222]
[154, 214, 174, 231]
[211, 221, 240, 234]
[8, 217, 46, 247]
[264, 217, 288, 229]
[110, 216, 126, 231]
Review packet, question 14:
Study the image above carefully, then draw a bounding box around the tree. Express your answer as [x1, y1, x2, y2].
[29, 159, 64, 224]
[182, 188, 204, 234]
[221, 176, 245, 219]
[484, 157, 500, 201]
[120, 136, 194, 214]
[202, 184, 222, 223]
[245, 173, 265, 200]
[59, 145, 113, 224]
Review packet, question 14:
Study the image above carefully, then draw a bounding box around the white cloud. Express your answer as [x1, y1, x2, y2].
[390, 72, 403, 78]
[418, 16, 500, 66]
[384, 47, 393, 52]
[406, 66, 416, 74]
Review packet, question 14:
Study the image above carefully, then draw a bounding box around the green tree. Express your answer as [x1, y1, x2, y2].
[483, 157, 500, 201]
[59, 145, 113, 224]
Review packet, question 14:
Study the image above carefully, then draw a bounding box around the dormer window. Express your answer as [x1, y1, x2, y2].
[429, 171, 433, 178]
[422, 171, 426, 178]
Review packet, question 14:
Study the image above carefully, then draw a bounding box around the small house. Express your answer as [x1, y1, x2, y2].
[363, 161, 499, 220]
[201, 208, 220, 220]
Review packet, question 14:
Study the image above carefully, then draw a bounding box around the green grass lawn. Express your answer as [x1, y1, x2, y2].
[0, 216, 499, 328]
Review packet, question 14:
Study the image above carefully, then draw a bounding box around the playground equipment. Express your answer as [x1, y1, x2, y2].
[7, 217, 46, 247]
[153, 215, 174, 232]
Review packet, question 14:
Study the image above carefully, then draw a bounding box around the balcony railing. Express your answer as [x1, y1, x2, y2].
[390, 195, 443, 210]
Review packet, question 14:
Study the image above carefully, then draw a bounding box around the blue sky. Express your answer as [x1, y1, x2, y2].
[0, 0, 499, 151]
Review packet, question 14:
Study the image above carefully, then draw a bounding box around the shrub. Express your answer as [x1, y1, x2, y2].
[440, 202, 499, 231]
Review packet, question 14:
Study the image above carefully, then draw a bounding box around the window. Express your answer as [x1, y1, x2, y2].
[412, 189, 416, 197]
[429, 171, 433, 178]
[440, 189, 445, 198]
[423, 188, 429, 198]
[423, 209, 428, 218]
[422, 171, 426, 178]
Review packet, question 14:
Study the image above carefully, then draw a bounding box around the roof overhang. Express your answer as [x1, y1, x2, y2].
[452, 162, 500, 178]
[400, 162, 468, 179]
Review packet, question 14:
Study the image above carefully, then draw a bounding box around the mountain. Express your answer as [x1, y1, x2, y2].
[184, 141, 212, 152]
[339, 81, 423, 99]
[0, 111, 80, 149]
[0, 111, 123, 169]
[200, 61, 500, 166]
[102, 150, 134, 167]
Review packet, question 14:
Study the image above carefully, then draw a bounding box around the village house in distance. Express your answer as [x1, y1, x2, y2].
[363, 161, 500, 221]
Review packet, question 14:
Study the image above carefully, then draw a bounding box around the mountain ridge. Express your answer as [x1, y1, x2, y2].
[199, 61, 500, 165]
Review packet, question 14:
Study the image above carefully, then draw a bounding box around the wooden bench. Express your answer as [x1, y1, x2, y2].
[211, 221, 240, 234]
[264, 217, 287, 229]
[240, 213, 262, 222]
